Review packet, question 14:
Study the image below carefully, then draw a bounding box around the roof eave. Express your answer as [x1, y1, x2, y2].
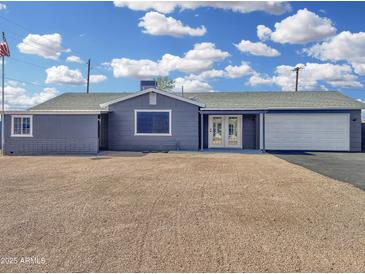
[99, 88, 205, 108]
[5, 110, 108, 115]
[201, 106, 364, 111]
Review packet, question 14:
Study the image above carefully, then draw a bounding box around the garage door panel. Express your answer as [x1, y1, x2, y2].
[265, 113, 350, 151]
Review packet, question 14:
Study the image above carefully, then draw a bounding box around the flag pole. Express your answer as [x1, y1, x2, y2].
[1, 56, 4, 156]
[1, 32, 5, 156]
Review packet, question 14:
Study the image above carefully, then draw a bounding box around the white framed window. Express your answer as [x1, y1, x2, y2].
[11, 115, 33, 137]
[149, 92, 157, 105]
[134, 110, 172, 136]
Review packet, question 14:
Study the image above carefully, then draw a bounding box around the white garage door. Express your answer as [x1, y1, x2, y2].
[265, 113, 350, 151]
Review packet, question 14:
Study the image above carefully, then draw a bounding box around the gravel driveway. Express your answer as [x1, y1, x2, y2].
[0, 153, 364, 272]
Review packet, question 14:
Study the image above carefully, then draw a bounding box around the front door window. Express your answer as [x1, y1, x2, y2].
[228, 117, 239, 146]
[212, 117, 223, 145]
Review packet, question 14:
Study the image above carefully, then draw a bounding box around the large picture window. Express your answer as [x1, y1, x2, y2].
[135, 110, 171, 136]
[11, 115, 33, 137]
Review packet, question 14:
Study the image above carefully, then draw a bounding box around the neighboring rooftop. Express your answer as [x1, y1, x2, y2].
[28, 90, 365, 111]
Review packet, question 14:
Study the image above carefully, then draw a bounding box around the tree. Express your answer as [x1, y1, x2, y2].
[155, 77, 175, 91]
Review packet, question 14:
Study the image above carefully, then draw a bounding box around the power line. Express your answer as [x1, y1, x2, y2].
[5, 76, 50, 89]
[10, 56, 49, 70]
[0, 14, 86, 61]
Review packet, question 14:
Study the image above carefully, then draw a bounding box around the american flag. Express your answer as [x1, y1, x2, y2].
[0, 41, 10, 57]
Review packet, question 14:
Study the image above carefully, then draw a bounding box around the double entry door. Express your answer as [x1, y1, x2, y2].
[208, 115, 242, 148]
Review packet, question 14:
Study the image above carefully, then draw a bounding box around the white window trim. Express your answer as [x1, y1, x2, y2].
[11, 115, 33, 137]
[134, 109, 172, 136]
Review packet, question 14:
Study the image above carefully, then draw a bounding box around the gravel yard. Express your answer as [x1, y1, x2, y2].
[0, 153, 364, 272]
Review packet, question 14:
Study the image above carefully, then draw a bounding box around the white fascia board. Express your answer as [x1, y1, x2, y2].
[5, 110, 106, 115]
[201, 107, 361, 111]
[100, 88, 205, 108]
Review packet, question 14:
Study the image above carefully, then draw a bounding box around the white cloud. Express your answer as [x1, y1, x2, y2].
[261, 9, 336, 44]
[234, 40, 280, 57]
[160, 42, 229, 74]
[248, 73, 274, 86]
[2, 81, 58, 110]
[45, 65, 85, 85]
[17, 33, 67, 60]
[0, 3, 6, 10]
[138, 11, 206, 37]
[113, 1, 178, 13]
[173, 77, 213, 93]
[248, 63, 362, 90]
[109, 58, 168, 79]
[352, 63, 365, 75]
[66, 55, 83, 63]
[89, 74, 107, 83]
[108, 42, 230, 79]
[305, 31, 365, 75]
[225, 62, 254, 78]
[189, 69, 225, 81]
[114, 1, 291, 15]
[257, 25, 272, 41]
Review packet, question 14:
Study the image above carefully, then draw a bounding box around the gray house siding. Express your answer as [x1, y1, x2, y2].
[362, 122, 365, 152]
[242, 115, 258, 149]
[107, 92, 199, 151]
[3, 114, 98, 155]
[99, 114, 109, 150]
[350, 110, 362, 152]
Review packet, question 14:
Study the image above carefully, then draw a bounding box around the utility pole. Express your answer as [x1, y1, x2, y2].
[181, 85, 184, 97]
[86, 59, 90, 93]
[292, 66, 303, 92]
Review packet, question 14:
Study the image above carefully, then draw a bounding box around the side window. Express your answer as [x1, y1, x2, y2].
[11, 115, 33, 137]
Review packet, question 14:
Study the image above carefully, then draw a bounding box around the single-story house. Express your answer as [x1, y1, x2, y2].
[2, 86, 365, 155]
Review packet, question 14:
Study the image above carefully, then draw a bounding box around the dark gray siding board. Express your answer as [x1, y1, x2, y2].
[242, 115, 257, 149]
[108, 92, 199, 151]
[99, 114, 109, 149]
[350, 110, 362, 152]
[361, 123, 365, 151]
[4, 114, 98, 155]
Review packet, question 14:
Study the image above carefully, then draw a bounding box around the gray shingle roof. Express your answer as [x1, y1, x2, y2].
[28, 91, 365, 111]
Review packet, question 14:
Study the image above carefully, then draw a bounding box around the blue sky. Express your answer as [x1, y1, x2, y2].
[1, 1, 365, 109]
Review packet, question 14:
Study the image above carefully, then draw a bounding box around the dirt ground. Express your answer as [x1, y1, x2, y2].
[0, 153, 364, 272]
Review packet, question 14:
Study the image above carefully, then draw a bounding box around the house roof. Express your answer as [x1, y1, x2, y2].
[28, 90, 365, 112]
[189, 91, 365, 110]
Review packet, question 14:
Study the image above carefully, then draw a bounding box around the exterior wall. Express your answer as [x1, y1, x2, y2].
[3, 114, 98, 155]
[350, 110, 362, 152]
[99, 113, 109, 150]
[242, 115, 257, 149]
[108, 92, 199, 151]
[202, 113, 258, 149]
[362, 122, 365, 152]
[265, 109, 362, 152]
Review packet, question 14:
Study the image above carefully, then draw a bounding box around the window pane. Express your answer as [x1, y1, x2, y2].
[137, 112, 169, 134]
[22, 117, 30, 134]
[13, 117, 22, 135]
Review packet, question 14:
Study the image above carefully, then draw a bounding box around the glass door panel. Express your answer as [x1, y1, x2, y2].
[227, 117, 238, 146]
[212, 117, 223, 145]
